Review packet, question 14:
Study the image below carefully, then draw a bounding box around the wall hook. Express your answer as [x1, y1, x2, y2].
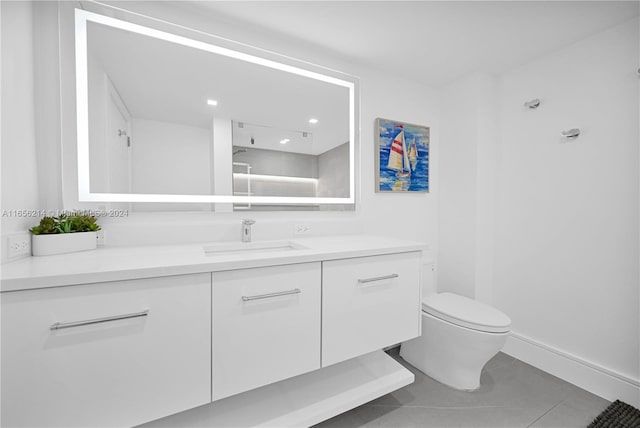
[561, 128, 580, 140]
[524, 99, 541, 109]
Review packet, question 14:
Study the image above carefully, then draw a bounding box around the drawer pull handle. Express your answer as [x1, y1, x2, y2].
[50, 310, 149, 331]
[242, 288, 301, 302]
[358, 273, 399, 284]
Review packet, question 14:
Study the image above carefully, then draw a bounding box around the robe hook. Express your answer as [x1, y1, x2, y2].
[561, 128, 580, 140]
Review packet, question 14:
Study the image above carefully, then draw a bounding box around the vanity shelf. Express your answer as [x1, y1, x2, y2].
[140, 350, 413, 428]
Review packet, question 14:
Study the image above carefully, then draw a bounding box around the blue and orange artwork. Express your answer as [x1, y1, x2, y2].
[376, 118, 429, 192]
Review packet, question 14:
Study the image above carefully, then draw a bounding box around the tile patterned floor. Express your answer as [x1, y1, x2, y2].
[314, 349, 610, 428]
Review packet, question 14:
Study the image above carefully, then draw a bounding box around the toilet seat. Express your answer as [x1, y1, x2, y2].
[422, 293, 511, 333]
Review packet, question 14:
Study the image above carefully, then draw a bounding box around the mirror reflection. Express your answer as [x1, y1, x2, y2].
[231, 122, 350, 211]
[80, 11, 354, 210]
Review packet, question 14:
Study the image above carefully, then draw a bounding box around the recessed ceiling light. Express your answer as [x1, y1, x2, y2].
[207, 99, 218, 106]
[280, 139, 290, 144]
[308, 118, 319, 124]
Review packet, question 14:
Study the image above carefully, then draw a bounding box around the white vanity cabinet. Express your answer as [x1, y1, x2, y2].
[0, 236, 426, 427]
[212, 263, 321, 400]
[1, 274, 212, 428]
[322, 252, 422, 367]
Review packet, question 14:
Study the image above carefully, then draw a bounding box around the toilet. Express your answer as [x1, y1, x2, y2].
[400, 290, 511, 391]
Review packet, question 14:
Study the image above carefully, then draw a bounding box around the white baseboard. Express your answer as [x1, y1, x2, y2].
[503, 331, 640, 407]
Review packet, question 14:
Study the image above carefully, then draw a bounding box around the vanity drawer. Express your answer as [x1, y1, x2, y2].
[212, 263, 321, 400]
[1, 274, 211, 428]
[322, 252, 422, 366]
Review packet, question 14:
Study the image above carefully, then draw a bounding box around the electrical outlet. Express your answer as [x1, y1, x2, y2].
[96, 230, 106, 246]
[294, 223, 311, 235]
[8, 234, 31, 258]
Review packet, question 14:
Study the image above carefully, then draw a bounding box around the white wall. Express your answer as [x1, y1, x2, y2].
[87, 49, 109, 193]
[212, 118, 233, 213]
[358, 71, 439, 247]
[130, 118, 211, 212]
[318, 143, 349, 198]
[438, 73, 498, 302]
[131, 118, 211, 195]
[50, 1, 439, 248]
[439, 17, 639, 405]
[1, 1, 41, 259]
[32, 1, 63, 212]
[495, 18, 639, 405]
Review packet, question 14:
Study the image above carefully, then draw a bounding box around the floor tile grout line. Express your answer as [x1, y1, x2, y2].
[526, 399, 565, 428]
[367, 404, 525, 410]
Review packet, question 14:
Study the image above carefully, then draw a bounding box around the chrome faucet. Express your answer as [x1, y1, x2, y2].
[242, 219, 256, 243]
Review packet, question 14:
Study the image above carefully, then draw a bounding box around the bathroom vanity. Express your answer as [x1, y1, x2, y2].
[1, 235, 424, 427]
[1, 7, 423, 426]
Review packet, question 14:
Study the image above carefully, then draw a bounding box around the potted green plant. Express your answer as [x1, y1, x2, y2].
[30, 213, 101, 256]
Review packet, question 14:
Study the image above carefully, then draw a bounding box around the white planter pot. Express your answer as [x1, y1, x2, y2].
[31, 232, 97, 256]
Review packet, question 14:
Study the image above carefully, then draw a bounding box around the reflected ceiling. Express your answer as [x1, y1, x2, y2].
[88, 21, 349, 154]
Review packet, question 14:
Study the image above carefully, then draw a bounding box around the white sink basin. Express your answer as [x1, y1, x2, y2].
[203, 240, 307, 256]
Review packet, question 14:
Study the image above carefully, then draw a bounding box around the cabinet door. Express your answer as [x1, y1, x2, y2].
[1, 274, 211, 428]
[212, 263, 321, 400]
[322, 252, 421, 367]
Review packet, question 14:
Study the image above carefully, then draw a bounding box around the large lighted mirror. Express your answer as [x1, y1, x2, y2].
[75, 9, 356, 211]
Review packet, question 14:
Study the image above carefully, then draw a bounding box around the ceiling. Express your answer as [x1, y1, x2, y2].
[183, 1, 639, 87]
[88, 0, 638, 157]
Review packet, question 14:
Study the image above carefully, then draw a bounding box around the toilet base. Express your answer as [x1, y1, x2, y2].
[400, 310, 508, 391]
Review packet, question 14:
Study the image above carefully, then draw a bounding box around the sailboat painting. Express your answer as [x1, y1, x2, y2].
[376, 118, 430, 192]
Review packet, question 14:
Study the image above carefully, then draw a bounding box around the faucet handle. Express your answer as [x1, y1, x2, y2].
[243, 219, 256, 225]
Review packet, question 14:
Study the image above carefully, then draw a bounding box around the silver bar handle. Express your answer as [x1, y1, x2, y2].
[358, 273, 399, 284]
[50, 310, 149, 331]
[242, 288, 301, 302]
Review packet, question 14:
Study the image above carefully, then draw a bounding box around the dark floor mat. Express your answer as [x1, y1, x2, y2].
[588, 399, 640, 428]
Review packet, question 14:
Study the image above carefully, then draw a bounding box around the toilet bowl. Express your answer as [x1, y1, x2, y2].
[400, 292, 511, 391]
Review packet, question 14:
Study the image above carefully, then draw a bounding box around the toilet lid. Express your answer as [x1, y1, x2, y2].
[422, 293, 511, 333]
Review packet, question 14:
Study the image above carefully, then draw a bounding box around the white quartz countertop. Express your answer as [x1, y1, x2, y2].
[1, 235, 427, 292]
